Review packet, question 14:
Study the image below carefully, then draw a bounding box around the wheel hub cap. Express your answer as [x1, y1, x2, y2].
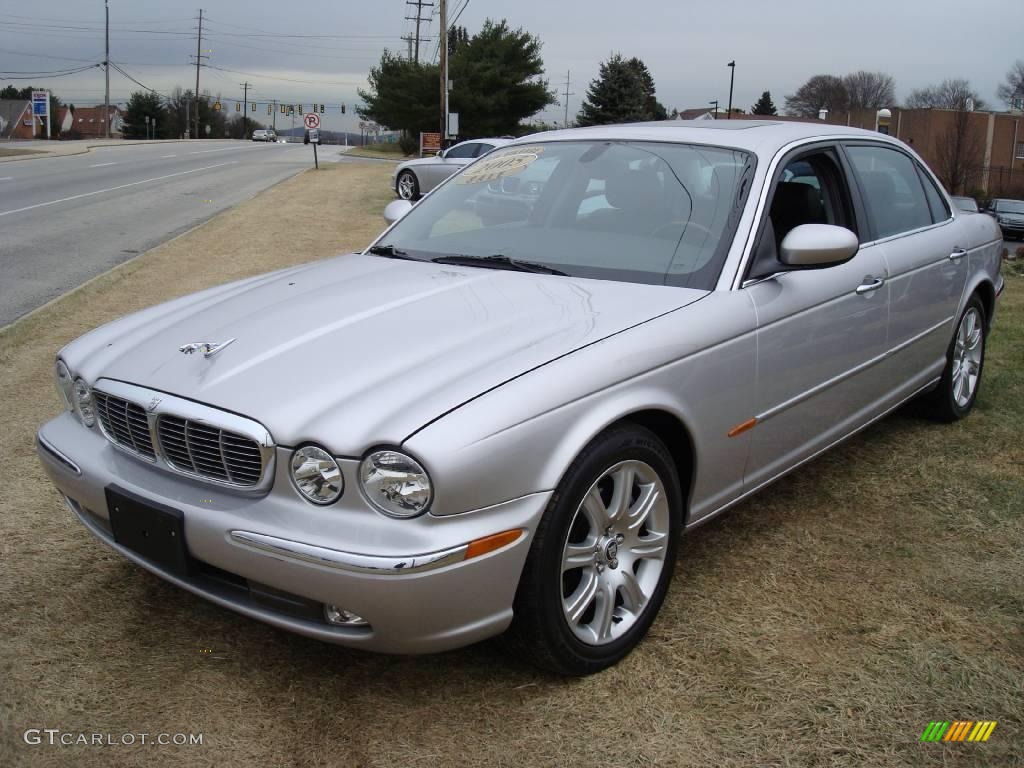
[952, 307, 983, 408]
[560, 459, 670, 646]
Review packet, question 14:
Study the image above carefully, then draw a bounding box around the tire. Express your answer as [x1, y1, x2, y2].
[508, 423, 682, 676]
[396, 170, 420, 201]
[923, 293, 987, 422]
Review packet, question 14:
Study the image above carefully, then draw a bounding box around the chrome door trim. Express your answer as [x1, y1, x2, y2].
[228, 530, 472, 575]
[687, 376, 941, 531]
[754, 315, 953, 424]
[37, 432, 82, 475]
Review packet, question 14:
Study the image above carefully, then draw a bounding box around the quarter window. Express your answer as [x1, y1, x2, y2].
[444, 142, 480, 159]
[916, 165, 951, 223]
[846, 145, 933, 239]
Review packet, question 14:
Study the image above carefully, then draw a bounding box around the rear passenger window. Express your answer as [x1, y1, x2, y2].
[846, 145, 933, 238]
[916, 165, 952, 223]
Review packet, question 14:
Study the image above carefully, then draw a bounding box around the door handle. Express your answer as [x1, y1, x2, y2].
[949, 247, 967, 262]
[855, 276, 886, 295]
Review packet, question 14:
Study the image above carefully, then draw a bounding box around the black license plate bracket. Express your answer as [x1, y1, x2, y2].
[106, 486, 190, 577]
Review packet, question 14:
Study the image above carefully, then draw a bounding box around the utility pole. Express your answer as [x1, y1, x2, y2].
[194, 9, 204, 139]
[272, 99, 277, 132]
[439, 0, 447, 140]
[104, 0, 110, 138]
[241, 81, 251, 138]
[727, 60, 736, 119]
[405, 0, 433, 63]
[562, 70, 573, 128]
[401, 34, 415, 61]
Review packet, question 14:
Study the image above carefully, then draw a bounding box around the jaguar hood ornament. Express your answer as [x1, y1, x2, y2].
[179, 338, 236, 358]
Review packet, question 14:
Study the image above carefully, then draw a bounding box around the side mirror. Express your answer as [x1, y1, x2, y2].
[436, 149, 445, 158]
[780, 224, 859, 267]
[383, 199, 413, 224]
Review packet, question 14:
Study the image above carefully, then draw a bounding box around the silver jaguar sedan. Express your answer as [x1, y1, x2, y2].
[37, 121, 1004, 676]
[391, 137, 511, 199]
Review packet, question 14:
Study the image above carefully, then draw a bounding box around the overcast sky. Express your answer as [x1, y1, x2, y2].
[2, 0, 1020, 133]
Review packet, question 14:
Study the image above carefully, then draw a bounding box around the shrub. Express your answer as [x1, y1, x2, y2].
[398, 132, 419, 157]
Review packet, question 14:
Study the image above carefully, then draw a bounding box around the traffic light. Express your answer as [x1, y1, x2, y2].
[319, 103, 324, 114]
[341, 104, 346, 114]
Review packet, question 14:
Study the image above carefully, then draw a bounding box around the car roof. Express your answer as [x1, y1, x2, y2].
[455, 137, 513, 146]
[509, 119, 907, 157]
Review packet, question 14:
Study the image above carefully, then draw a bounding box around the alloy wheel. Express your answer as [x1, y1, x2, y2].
[560, 460, 670, 646]
[952, 307, 983, 407]
[397, 173, 416, 200]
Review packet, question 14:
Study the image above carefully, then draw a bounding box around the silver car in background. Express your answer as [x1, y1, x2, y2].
[391, 137, 511, 199]
[38, 121, 1003, 676]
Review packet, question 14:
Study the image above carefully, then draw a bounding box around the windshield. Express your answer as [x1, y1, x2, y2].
[374, 140, 754, 289]
[997, 200, 1024, 214]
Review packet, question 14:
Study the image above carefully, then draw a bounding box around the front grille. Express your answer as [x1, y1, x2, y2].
[94, 391, 156, 459]
[157, 416, 264, 487]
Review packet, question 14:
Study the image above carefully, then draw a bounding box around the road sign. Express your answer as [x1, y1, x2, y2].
[213, 101, 222, 111]
[309, 128, 320, 144]
[32, 90, 48, 116]
[303, 113, 320, 130]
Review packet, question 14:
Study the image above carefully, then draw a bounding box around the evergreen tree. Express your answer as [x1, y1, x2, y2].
[751, 90, 777, 115]
[122, 91, 167, 139]
[577, 54, 663, 126]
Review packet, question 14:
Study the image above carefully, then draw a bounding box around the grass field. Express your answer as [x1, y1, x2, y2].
[1, 162, 1021, 767]
[344, 142, 413, 160]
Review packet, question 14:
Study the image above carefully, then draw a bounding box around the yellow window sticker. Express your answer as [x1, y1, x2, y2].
[457, 146, 545, 184]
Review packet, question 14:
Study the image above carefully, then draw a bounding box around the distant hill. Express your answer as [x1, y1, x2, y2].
[273, 127, 366, 145]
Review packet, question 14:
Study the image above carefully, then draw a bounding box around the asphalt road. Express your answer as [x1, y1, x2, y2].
[0, 140, 371, 327]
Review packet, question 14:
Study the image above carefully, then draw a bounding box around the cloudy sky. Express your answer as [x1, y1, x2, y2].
[1, 0, 1020, 134]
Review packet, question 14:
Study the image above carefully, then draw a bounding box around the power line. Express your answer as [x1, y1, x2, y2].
[0, 63, 101, 79]
[204, 64, 363, 85]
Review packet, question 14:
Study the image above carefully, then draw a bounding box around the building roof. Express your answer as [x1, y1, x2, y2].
[71, 105, 121, 124]
[674, 108, 715, 120]
[0, 99, 30, 138]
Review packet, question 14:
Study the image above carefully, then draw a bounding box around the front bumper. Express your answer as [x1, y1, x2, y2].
[37, 412, 547, 654]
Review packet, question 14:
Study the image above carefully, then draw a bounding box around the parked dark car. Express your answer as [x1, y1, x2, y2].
[951, 196, 979, 213]
[986, 198, 1024, 239]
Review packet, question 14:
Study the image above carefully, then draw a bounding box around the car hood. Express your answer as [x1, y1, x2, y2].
[67, 254, 705, 452]
[997, 211, 1024, 223]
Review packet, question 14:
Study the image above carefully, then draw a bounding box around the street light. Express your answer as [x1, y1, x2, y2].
[727, 61, 736, 119]
[709, 100, 719, 117]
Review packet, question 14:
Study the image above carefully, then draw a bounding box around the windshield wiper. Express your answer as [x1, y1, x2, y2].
[431, 254, 567, 276]
[367, 244, 419, 260]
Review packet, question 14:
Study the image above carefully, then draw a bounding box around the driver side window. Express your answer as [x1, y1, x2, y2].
[444, 143, 479, 159]
[747, 149, 855, 281]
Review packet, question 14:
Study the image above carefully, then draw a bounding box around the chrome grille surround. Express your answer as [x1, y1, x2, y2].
[91, 379, 275, 494]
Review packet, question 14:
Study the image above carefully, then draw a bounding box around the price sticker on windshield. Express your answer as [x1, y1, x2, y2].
[457, 146, 544, 184]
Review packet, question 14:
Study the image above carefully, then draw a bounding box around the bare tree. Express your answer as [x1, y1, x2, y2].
[905, 78, 987, 110]
[996, 60, 1024, 107]
[843, 71, 895, 110]
[935, 93, 984, 195]
[784, 74, 849, 117]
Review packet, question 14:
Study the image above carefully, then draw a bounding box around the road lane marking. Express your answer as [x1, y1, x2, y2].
[0, 176, 12, 181]
[161, 154, 177, 158]
[0, 161, 238, 218]
[90, 162, 117, 167]
[188, 146, 258, 155]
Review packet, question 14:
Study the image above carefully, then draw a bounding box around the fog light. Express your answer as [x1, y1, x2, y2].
[323, 604, 368, 627]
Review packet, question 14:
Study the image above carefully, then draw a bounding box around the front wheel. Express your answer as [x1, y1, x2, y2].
[396, 170, 420, 200]
[924, 294, 987, 422]
[508, 424, 682, 676]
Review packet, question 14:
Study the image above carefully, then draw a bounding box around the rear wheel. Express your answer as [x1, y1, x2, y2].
[508, 424, 682, 676]
[923, 294, 986, 422]
[396, 171, 420, 201]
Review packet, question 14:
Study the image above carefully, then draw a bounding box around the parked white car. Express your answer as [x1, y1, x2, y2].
[392, 138, 512, 199]
[252, 129, 277, 142]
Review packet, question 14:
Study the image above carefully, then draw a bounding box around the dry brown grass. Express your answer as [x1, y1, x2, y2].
[1, 166, 1021, 767]
[0, 148, 44, 158]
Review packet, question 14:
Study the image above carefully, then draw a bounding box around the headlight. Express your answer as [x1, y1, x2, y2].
[73, 378, 95, 427]
[54, 360, 75, 411]
[359, 450, 432, 518]
[290, 445, 344, 505]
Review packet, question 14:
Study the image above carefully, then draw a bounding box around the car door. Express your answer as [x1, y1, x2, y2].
[843, 143, 968, 401]
[425, 142, 481, 189]
[741, 144, 892, 491]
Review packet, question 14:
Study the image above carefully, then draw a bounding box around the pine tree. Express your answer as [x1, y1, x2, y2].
[751, 90, 777, 116]
[577, 54, 665, 126]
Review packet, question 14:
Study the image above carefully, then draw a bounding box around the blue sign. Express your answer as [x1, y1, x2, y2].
[32, 91, 48, 116]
